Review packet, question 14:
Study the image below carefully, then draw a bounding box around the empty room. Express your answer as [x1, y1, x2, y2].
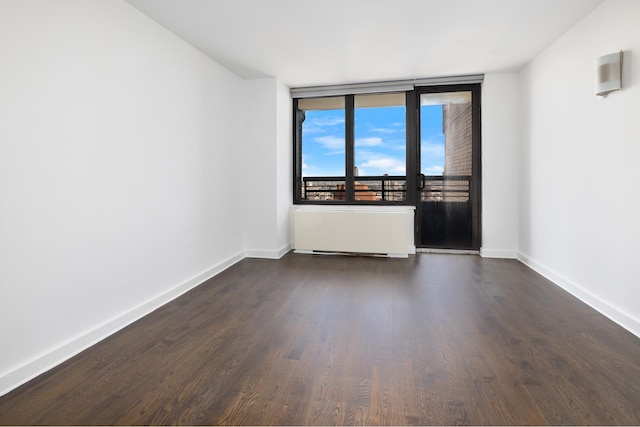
[1, 0, 639, 425]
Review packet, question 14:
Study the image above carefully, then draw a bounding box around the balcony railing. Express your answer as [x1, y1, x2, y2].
[302, 175, 471, 202]
[302, 175, 407, 202]
[421, 175, 470, 202]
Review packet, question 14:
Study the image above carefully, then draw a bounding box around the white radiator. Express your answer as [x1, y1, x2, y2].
[293, 207, 414, 258]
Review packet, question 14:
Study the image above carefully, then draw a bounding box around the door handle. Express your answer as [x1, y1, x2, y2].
[418, 173, 426, 190]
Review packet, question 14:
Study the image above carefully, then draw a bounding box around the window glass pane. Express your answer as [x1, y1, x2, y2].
[419, 91, 471, 178]
[353, 93, 406, 201]
[298, 96, 346, 201]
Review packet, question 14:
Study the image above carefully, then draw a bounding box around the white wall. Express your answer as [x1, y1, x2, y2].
[0, 0, 246, 394]
[518, 0, 640, 336]
[481, 73, 520, 258]
[276, 81, 293, 252]
[243, 79, 278, 256]
[243, 78, 292, 258]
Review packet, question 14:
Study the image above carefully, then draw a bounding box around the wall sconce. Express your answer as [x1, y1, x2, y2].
[595, 51, 623, 97]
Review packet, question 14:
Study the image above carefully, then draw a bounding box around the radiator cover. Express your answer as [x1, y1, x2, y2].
[293, 207, 414, 257]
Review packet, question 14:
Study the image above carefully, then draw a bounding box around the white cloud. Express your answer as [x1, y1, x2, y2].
[364, 121, 405, 136]
[314, 136, 344, 152]
[302, 116, 345, 135]
[370, 127, 397, 134]
[355, 137, 383, 147]
[360, 156, 406, 175]
[312, 117, 344, 126]
[421, 140, 444, 156]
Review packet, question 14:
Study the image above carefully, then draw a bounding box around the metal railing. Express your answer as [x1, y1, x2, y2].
[302, 175, 471, 202]
[302, 175, 407, 201]
[421, 175, 471, 202]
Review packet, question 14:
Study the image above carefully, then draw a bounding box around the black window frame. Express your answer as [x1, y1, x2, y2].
[293, 92, 412, 205]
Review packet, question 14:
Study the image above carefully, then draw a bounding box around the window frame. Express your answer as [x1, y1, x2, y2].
[293, 92, 413, 205]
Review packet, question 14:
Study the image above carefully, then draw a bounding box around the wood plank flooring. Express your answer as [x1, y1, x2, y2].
[1, 253, 640, 425]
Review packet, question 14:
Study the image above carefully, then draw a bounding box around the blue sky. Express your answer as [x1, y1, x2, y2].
[301, 105, 445, 177]
[419, 105, 446, 175]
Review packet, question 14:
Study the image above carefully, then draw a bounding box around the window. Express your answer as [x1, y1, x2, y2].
[295, 96, 346, 202]
[292, 76, 483, 249]
[294, 93, 407, 204]
[354, 93, 406, 202]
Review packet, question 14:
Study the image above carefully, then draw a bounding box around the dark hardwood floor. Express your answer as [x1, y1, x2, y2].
[1, 253, 640, 425]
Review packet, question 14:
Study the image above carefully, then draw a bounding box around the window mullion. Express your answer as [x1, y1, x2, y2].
[405, 90, 418, 206]
[345, 95, 355, 203]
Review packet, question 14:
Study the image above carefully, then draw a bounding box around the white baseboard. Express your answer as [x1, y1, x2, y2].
[0, 251, 246, 398]
[517, 252, 640, 339]
[244, 243, 292, 260]
[480, 248, 518, 259]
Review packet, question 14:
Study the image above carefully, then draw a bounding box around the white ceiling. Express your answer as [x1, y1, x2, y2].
[125, 0, 604, 88]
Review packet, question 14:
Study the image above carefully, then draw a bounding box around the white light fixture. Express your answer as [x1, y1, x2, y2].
[595, 51, 623, 97]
